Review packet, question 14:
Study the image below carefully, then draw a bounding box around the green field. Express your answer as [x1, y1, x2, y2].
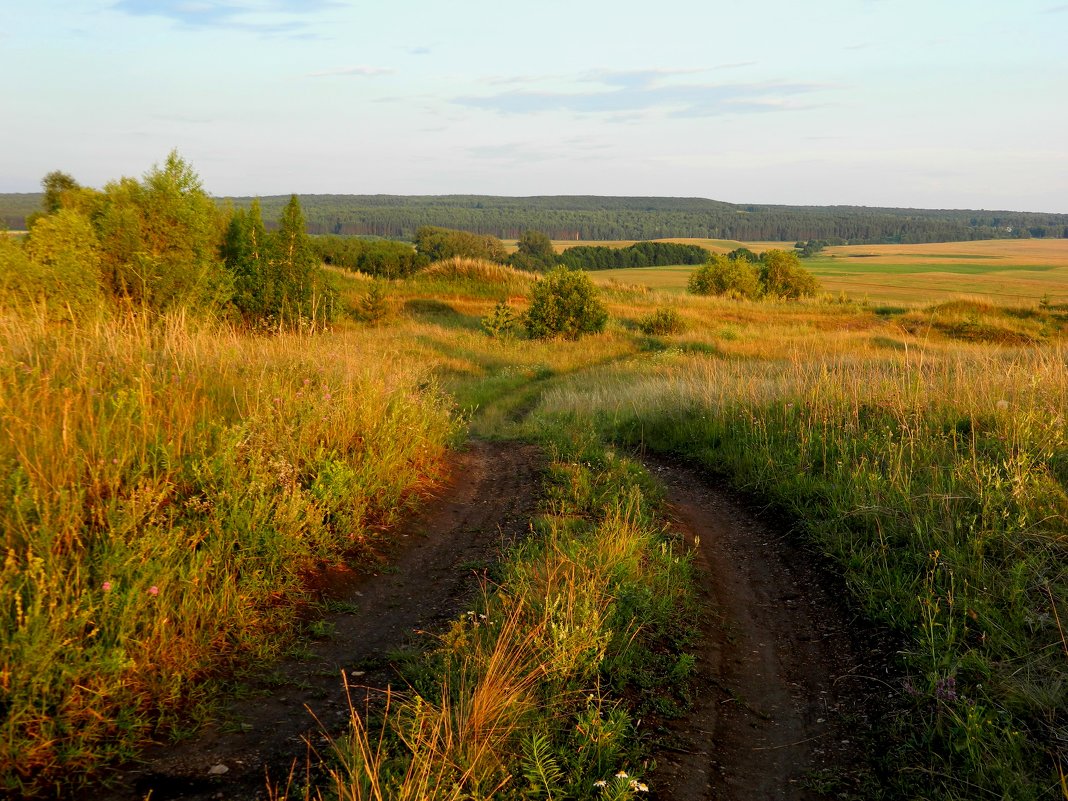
[590, 238, 1068, 306]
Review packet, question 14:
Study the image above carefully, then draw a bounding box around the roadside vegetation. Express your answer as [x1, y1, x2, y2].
[2, 153, 1065, 799]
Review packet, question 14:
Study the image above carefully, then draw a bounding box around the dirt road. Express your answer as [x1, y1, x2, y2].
[644, 456, 888, 801]
[103, 439, 544, 801]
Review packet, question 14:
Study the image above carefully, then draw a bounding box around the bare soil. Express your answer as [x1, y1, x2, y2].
[99, 439, 544, 801]
[643, 456, 893, 801]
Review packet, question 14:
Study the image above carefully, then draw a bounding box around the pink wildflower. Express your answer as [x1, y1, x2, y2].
[148, 585, 159, 596]
[102, 581, 112, 592]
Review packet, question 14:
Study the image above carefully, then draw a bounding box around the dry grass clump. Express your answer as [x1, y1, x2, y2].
[420, 257, 535, 287]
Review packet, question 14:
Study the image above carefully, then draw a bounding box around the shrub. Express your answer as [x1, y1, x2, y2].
[759, 249, 819, 299]
[481, 300, 518, 337]
[1, 210, 105, 318]
[356, 280, 390, 324]
[687, 254, 761, 299]
[524, 267, 608, 340]
[637, 307, 685, 335]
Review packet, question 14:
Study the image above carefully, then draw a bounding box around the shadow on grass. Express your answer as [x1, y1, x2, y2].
[403, 299, 483, 331]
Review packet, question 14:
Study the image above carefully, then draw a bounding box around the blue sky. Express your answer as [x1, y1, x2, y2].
[2, 0, 1066, 211]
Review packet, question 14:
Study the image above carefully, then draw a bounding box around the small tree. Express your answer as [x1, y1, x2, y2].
[481, 300, 517, 337]
[688, 254, 761, 299]
[524, 267, 608, 340]
[760, 250, 819, 299]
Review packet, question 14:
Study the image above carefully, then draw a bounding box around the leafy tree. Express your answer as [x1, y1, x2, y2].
[221, 200, 269, 319]
[524, 267, 608, 340]
[313, 235, 427, 278]
[41, 171, 80, 214]
[688, 254, 761, 299]
[95, 150, 232, 313]
[509, 230, 557, 271]
[0, 210, 104, 318]
[223, 195, 335, 328]
[759, 249, 819, 299]
[726, 247, 760, 263]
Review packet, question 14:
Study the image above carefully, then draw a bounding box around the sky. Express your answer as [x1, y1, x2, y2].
[2, 0, 1067, 212]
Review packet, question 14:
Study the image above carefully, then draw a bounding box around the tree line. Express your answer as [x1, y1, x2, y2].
[557, 241, 708, 270]
[5, 193, 1068, 244]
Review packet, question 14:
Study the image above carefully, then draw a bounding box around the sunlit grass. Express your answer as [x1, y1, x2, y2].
[0, 309, 460, 791]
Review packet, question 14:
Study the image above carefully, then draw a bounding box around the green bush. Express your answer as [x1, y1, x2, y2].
[481, 300, 518, 337]
[687, 254, 761, 299]
[759, 249, 819, 299]
[524, 267, 608, 340]
[637, 307, 685, 335]
[0, 211, 105, 319]
[356, 280, 390, 324]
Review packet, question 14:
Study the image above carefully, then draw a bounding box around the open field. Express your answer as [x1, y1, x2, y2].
[586, 238, 1068, 305]
[3, 242, 1066, 799]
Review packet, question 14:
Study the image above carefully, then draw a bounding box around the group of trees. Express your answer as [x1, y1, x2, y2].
[313, 235, 429, 279]
[169, 194, 1068, 244]
[0, 153, 333, 328]
[413, 225, 507, 262]
[557, 241, 708, 270]
[689, 250, 819, 300]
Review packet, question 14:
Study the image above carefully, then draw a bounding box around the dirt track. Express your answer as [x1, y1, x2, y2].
[102, 439, 544, 801]
[95, 441, 885, 801]
[644, 456, 887, 801]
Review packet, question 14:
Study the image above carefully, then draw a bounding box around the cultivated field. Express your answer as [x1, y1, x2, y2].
[588, 238, 1068, 306]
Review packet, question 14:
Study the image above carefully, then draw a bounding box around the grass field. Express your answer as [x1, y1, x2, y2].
[3, 246, 1067, 799]
[586, 239, 1068, 306]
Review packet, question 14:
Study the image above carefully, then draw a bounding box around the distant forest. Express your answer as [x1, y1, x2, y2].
[3, 192, 1067, 244]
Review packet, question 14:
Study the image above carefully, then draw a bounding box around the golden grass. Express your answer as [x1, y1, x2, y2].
[824, 238, 1068, 267]
[420, 257, 535, 286]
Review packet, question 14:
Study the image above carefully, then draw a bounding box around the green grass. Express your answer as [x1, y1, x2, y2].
[534, 327, 1068, 800]
[6, 250, 1068, 800]
[0, 310, 460, 793]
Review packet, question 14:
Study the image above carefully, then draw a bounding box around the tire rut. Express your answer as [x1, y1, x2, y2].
[644, 456, 889, 801]
[100, 439, 544, 801]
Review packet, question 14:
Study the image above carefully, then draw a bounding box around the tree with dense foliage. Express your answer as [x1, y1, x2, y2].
[688, 254, 761, 299]
[222, 195, 335, 328]
[221, 200, 270, 319]
[524, 267, 608, 340]
[508, 230, 558, 272]
[759, 249, 819, 298]
[95, 151, 232, 313]
[726, 247, 760, 263]
[313, 235, 428, 278]
[414, 226, 506, 262]
[41, 171, 81, 214]
[558, 241, 708, 270]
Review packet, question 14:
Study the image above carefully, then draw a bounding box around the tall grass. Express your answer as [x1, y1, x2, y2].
[536, 343, 1068, 799]
[292, 437, 693, 800]
[0, 309, 460, 793]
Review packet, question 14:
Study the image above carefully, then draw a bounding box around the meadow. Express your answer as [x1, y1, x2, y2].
[2, 234, 1066, 799]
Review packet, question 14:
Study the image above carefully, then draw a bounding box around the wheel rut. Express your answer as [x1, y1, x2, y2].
[100, 439, 544, 801]
[644, 456, 888, 801]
